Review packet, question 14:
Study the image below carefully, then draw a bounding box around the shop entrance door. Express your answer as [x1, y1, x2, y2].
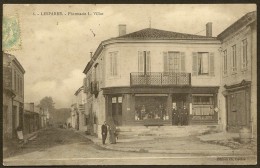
[172, 94, 188, 125]
[112, 96, 122, 126]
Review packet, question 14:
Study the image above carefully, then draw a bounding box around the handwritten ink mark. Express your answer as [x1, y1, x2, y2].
[90, 29, 96, 37]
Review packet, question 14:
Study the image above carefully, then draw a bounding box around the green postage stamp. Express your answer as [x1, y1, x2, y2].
[2, 15, 22, 51]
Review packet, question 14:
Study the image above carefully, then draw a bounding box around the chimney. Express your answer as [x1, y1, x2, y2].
[90, 52, 93, 60]
[118, 24, 126, 36]
[206, 22, 212, 37]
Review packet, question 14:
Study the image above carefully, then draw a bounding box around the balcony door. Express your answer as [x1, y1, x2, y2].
[164, 51, 185, 73]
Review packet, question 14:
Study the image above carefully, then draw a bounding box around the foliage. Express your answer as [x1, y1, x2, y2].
[38, 96, 55, 110]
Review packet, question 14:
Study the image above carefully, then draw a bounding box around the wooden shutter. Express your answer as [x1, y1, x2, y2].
[192, 52, 198, 76]
[163, 52, 168, 73]
[180, 52, 185, 72]
[83, 77, 87, 93]
[114, 53, 117, 76]
[138, 51, 144, 72]
[209, 52, 215, 76]
[110, 53, 113, 76]
[146, 51, 151, 72]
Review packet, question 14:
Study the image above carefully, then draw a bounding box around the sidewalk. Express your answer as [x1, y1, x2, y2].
[74, 130, 255, 156]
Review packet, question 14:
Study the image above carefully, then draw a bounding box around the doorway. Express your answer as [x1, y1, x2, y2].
[111, 96, 122, 126]
[227, 89, 250, 132]
[12, 106, 17, 137]
[172, 94, 188, 125]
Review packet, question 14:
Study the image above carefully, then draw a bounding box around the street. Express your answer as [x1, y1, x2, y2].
[3, 127, 256, 165]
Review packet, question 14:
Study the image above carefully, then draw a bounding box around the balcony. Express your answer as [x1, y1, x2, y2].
[90, 81, 99, 95]
[130, 72, 191, 87]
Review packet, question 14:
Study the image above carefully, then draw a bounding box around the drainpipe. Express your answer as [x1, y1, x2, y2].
[218, 46, 223, 131]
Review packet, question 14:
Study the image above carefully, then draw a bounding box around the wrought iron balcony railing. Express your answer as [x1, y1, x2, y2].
[130, 72, 191, 87]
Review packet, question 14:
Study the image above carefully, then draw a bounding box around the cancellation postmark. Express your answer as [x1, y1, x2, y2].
[2, 15, 22, 51]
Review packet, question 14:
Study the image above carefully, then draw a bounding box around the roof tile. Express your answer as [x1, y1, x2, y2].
[115, 28, 216, 40]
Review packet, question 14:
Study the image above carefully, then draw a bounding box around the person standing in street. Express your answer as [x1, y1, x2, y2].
[101, 121, 108, 145]
[109, 123, 117, 144]
[183, 105, 189, 125]
[172, 106, 178, 125]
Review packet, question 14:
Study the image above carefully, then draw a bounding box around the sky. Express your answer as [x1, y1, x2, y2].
[3, 4, 256, 108]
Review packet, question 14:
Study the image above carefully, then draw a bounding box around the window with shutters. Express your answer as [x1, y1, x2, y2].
[17, 75, 20, 94]
[241, 39, 248, 70]
[223, 50, 228, 75]
[19, 77, 22, 95]
[138, 51, 151, 74]
[163, 51, 185, 73]
[192, 52, 214, 76]
[231, 45, 237, 72]
[109, 52, 118, 76]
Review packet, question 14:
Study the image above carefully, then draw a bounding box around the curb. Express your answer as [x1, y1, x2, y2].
[74, 130, 254, 156]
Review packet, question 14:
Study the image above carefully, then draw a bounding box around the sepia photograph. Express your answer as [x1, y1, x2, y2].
[2, 4, 257, 165]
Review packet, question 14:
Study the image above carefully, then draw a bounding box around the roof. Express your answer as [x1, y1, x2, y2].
[3, 52, 26, 74]
[74, 86, 84, 96]
[217, 11, 256, 40]
[114, 28, 217, 40]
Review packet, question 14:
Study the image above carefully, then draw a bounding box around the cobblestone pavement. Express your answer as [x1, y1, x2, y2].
[3, 127, 257, 166]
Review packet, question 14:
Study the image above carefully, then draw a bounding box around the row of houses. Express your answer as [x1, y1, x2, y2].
[70, 86, 89, 132]
[73, 11, 256, 139]
[3, 52, 49, 141]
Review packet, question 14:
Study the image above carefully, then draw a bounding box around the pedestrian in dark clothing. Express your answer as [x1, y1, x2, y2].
[101, 121, 108, 145]
[109, 123, 117, 144]
[172, 107, 179, 125]
[183, 105, 189, 125]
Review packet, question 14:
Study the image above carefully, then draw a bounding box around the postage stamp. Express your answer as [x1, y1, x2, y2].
[2, 15, 22, 51]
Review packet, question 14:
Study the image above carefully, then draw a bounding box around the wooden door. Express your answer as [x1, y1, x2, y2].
[227, 89, 249, 132]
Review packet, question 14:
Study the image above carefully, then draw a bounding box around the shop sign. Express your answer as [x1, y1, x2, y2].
[118, 97, 122, 103]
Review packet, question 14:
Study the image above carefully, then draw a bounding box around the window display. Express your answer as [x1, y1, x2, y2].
[192, 95, 214, 117]
[135, 96, 168, 120]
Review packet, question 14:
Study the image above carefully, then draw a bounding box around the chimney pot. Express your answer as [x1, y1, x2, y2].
[118, 24, 126, 36]
[206, 22, 212, 37]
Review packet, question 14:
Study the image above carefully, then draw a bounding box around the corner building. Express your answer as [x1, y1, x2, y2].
[83, 24, 222, 138]
[218, 11, 257, 136]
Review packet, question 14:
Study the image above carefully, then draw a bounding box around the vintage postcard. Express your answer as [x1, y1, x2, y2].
[2, 4, 257, 165]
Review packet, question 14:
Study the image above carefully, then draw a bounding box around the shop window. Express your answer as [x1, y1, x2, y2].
[192, 95, 214, 116]
[135, 96, 168, 120]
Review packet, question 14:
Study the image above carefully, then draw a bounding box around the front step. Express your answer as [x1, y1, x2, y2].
[117, 125, 221, 139]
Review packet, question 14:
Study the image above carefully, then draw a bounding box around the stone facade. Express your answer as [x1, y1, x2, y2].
[3, 52, 25, 139]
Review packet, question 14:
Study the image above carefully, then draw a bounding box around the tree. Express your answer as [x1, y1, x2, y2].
[38, 96, 55, 113]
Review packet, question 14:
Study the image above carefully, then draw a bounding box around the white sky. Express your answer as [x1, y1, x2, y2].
[3, 4, 256, 108]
